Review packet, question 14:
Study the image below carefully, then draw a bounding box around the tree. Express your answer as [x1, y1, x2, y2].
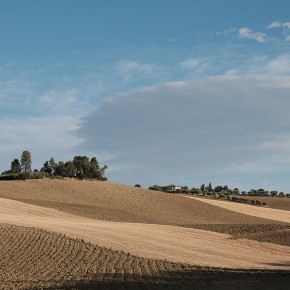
[200, 184, 205, 192]
[214, 185, 223, 193]
[233, 188, 240, 195]
[10, 159, 21, 174]
[21, 150, 32, 179]
[207, 182, 213, 192]
[49, 157, 56, 175]
[41, 161, 52, 174]
[270, 190, 278, 197]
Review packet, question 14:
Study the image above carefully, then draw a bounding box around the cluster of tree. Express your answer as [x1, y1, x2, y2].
[241, 188, 288, 197]
[0, 151, 108, 181]
[1, 150, 32, 180]
[148, 183, 239, 195]
[148, 182, 290, 198]
[41, 156, 107, 180]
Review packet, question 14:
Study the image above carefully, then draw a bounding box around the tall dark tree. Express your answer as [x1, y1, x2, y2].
[41, 161, 52, 174]
[10, 158, 21, 174]
[21, 150, 32, 178]
[208, 182, 213, 192]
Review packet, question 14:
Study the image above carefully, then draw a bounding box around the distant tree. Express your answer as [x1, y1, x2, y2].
[21, 150, 32, 179]
[232, 188, 240, 195]
[10, 158, 21, 174]
[134, 184, 141, 188]
[64, 161, 76, 177]
[214, 185, 223, 193]
[41, 161, 52, 174]
[207, 182, 213, 192]
[148, 185, 161, 191]
[200, 184, 205, 192]
[278, 192, 285, 197]
[223, 185, 229, 191]
[73, 156, 90, 178]
[54, 161, 63, 176]
[270, 190, 278, 197]
[49, 157, 56, 175]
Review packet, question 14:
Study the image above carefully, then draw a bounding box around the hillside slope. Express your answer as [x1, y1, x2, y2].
[1, 223, 289, 290]
[0, 179, 286, 226]
[1, 199, 290, 269]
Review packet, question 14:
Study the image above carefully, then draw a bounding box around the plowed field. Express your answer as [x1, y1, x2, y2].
[1, 179, 290, 289]
[1, 224, 289, 290]
[1, 197, 290, 269]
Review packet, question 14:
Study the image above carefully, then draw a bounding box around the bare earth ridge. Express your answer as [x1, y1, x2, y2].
[1, 197, 290, 270]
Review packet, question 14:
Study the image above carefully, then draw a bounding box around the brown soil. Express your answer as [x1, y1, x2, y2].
[232, 195, 290, 211]
[1, 198, 290, 270]
[0, 179, 286, 227]
[182, 195, 290, 224]
[1, 179, 289, 248]
[1, 223, 289, 290]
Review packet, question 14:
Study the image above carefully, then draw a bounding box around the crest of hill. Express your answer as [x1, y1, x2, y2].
[0, 179, 285, 227]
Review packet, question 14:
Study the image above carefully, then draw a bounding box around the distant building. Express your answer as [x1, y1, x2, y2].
[168, 184, 182, 191]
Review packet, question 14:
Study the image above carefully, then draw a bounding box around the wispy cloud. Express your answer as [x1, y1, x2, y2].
[116, 60, 159, 83]
[238, 27, 269, 43]
[179, 58, 201, 70]
[166, 37, 176, 42]
[215, 28, 236, 36]
[267, 21, 290, 29]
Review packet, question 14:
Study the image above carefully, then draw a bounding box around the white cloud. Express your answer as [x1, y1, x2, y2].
[238, 27, 268, 43]
[239, 54, 290, 76]
[264, 54, 290, 75]
[285, 35, 290, 42]
[0, 116, 83, 172]
[179, 57, 210, 76]
[116, 60, 159, 82]
[267, 21, 283, 29]
[215, 28, 236, 36]
[77, 75, 290, 188]
[179, 58, 200, 70]
[267, 21, 290, 29]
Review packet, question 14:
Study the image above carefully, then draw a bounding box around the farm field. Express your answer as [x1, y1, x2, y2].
[1, 223, 289, 290]
[0, 179, 290, 289]
[231, 195, 290, 211]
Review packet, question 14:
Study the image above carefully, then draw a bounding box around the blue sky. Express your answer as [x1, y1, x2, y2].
[1, 0, 290, 192]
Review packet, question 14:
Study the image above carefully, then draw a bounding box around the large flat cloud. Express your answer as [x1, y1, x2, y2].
[77, 76, 290, 191]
